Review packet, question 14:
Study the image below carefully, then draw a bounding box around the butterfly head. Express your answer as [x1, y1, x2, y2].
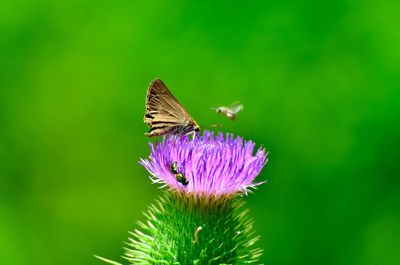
[185, 121, 200, 135]
[193, 122, 200, 132]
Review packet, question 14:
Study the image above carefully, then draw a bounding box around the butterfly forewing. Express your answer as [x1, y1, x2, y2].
[144, 79, 199, 137]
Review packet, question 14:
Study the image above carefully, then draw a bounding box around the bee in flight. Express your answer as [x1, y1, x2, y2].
[212, 101, 243, 120]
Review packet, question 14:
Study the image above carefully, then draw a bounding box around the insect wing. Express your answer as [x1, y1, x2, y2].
[144, 79, 198, 137]
[228, 102, 243, 114]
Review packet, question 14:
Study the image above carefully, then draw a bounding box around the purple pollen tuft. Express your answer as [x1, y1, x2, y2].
[140, 131, 268, 197]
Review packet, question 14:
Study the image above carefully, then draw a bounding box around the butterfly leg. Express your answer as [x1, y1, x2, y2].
[186, 131, 197, 140]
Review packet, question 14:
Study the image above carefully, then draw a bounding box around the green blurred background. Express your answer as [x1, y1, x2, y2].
[1, 1, 399, 264]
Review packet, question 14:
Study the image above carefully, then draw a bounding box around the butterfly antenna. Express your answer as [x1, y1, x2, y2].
[202, 124, 222, 128]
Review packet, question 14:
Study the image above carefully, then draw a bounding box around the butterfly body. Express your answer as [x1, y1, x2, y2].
[144, 79, 200, 137]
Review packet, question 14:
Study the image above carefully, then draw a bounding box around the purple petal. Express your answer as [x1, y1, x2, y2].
[139, 131, 268, 197]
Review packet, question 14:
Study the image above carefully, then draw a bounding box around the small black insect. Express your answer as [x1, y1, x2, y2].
[176, 173, 189, 186]
[170, 161, 189, 186]
[171, 161, 179, 174]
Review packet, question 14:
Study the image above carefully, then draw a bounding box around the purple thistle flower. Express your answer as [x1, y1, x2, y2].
[140, 131, 268, 197]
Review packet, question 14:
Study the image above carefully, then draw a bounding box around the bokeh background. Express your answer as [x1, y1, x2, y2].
[1, 1, 399, 264]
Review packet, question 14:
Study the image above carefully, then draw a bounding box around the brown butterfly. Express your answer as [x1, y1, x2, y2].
[144, 78, 200, 137]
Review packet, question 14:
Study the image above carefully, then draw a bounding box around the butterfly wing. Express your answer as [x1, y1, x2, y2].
[144, 79, 199, 137]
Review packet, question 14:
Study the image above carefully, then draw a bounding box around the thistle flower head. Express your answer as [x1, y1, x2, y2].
[140, 130, 268, 198]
